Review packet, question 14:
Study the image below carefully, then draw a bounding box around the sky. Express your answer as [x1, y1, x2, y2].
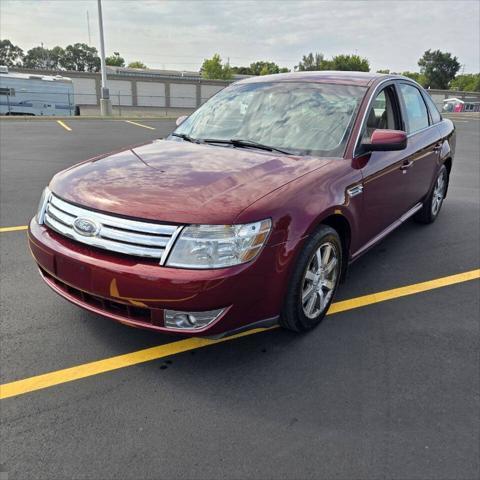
[1, 0, 479, 73]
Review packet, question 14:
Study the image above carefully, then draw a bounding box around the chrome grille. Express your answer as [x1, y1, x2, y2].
[43, 193, 182, 263]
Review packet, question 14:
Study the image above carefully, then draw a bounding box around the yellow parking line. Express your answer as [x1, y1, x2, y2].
[1, 268, 478, 400]
[125, 120, 155, 130]
[0, 225, 28, 233]
[57, 120, 72, 131]
[327, 269, 479, 314]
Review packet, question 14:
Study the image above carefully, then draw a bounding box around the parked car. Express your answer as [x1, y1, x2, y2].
[29, 72, 455, 337]
[0, 66, 77, 116]
[443, 97, 480, 113]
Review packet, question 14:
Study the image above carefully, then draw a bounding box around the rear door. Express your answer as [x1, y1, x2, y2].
[396, 82, 441, 208]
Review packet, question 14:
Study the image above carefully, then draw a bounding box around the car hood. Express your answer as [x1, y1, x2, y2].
[51, 139, 332, 224]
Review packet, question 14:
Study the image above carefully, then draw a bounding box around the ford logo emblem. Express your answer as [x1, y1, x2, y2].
[73, 217, 100, 237]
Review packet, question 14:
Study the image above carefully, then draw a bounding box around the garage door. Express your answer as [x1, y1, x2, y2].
[71, 78, 97, 105]
[137, 82, 166, 107]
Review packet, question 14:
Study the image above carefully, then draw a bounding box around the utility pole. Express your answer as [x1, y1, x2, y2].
[87, 10, 91, 45]
[41, 42, 46, 69]
[97, 0, 112, 115]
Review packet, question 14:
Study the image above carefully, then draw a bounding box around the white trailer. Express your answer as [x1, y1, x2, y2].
[0, 66, 76, 116]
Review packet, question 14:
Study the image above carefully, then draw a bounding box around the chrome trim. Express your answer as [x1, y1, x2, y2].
[73, 217, 101, 237]
[50, 195, 177, 236]
[37, 187, 52, 225]
[43, 194, 182, 262]
[346, 184, 363, 197]
[160, 225, 184, 265]
[406, 123, 438, 139]
[353, 77, 439, 155]
[352, 77, 398, 156]
[351, 202, 423, 260]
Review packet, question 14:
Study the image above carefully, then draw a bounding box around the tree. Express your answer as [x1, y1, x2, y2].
[296, 52, 369, 72]
[128, 61, 147, 69]
[23, 46, 49, 69]
[328, 54, 369, 72]
[249, 61, 287, 75]
[418, 49, 460, 89]
[201, 54, 232, 80]
[59, 43, 100, 72]
[401, 71, 426, 86]
[232, 62, 289, 76]
[296, 52, 325, 71]
[0, 39, 24, 67]
[376, 69, 390, 74]
[231, 65, 251, 75]
[49, 46, 65, 69]
[23, 45, 64, 69]
[449, 73, 480, 92]
[106, 52, 125, 67]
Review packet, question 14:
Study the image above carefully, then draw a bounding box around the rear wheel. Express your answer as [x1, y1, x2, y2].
[280, 225, 342, 332]
[415, 165, 448, 224]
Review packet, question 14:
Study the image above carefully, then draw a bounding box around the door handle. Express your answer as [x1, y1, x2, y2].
[400, 160, 414, 172]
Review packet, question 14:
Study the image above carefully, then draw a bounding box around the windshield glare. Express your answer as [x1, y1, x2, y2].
[174, 82, 366, 156]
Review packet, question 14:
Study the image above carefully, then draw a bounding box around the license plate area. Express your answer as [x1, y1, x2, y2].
[55, 255, 92, 292]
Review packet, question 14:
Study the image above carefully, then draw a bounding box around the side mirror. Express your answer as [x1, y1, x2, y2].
[176, 115, 188, 126]
[364, 129, 407, 151]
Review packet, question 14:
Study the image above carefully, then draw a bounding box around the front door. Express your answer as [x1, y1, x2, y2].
[355, 84, 413, 247]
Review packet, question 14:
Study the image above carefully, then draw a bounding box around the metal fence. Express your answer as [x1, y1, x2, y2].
[0, 90, 207, 116]
[2, 87, 479, 117]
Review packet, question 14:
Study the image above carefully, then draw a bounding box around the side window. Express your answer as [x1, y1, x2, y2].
[359, 86, 400, 146]
[399, 84, 430, 133]
[423, 92, 442, 124]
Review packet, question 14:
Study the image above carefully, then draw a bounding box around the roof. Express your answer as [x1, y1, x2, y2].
[106, 66, 247, 82]
[0, 71, 72, 83]
[236, 70, 388, 87]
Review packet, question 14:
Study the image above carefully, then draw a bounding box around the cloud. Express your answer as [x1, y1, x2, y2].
[1, 0, 478, 73]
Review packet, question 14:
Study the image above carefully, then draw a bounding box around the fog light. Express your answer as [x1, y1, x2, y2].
[164, 308, 224, 329]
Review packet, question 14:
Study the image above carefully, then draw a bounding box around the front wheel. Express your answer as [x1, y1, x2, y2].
[280, 225, 342, 332]
[415, 164, 449, 224]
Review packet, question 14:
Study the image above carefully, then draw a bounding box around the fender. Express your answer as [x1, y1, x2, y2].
[235, 158, 363, 257]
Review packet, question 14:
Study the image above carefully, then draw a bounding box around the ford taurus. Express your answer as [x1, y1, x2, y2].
[29, 71, 455, 336]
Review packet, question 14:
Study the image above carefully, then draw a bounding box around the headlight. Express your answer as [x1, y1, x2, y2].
[36, 187, 51, 224]
[166, 219, 272, 269]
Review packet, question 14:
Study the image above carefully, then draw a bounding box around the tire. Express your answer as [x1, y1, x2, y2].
[280, 225, 343, 332]
[414, 165, 449, 224]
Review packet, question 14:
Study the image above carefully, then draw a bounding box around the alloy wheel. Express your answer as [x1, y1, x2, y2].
[431, 171, 447, 216]
[301, 241, 339, 319]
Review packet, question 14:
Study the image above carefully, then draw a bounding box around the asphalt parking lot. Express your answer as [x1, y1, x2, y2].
[1, 115, 479, 479]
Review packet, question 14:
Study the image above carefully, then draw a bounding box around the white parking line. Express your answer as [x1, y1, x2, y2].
[57, 120, 72, 131]
[125, 120, 155, 130]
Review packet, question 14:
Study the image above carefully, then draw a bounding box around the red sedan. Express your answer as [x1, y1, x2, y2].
[29, 72, 455, 337]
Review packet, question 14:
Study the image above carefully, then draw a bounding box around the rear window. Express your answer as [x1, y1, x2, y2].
[423, 92, 442, 124]
[399, 83, 430, 133]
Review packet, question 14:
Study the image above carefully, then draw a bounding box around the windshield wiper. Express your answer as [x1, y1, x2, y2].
[171, 132, 201, 143]
[202, 138, 294, 155]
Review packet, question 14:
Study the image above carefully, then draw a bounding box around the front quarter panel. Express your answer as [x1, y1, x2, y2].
[235, 158, 363, 260]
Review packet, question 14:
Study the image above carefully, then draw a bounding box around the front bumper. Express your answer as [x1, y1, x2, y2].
[28, 218, 292, 336]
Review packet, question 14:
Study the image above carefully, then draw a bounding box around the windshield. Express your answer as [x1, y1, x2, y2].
[174, 81, 366, 156]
